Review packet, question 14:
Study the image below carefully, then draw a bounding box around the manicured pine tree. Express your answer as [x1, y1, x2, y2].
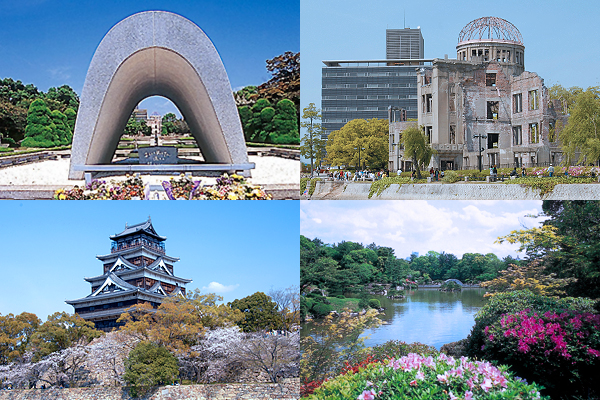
[64, 107, 76, 135]
[21, 98, 57, 148]
[271, 99, 299, 144]
[51, 109, 71, 145]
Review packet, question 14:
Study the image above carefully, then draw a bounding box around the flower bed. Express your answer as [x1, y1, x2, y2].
[306, 353, 546, 399]
[54, 174, 271, 200]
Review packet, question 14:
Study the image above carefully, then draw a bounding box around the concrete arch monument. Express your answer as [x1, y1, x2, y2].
[69, 11, 253, 179]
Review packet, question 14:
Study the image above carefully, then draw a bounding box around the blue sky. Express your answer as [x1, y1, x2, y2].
[0, 201, 299, 321]
[301, 0, 600, 136]
[0, 0, 299, 117]
[301, 200, 547, 259]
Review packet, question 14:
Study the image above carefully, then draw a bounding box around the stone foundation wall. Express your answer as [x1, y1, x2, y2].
[0, 378, 299, 400]
[310, 181, 600, 200]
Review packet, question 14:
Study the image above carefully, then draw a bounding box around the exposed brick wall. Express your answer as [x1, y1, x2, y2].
[0, 378, 299, 400]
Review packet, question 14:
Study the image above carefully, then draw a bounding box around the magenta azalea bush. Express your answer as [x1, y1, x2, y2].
[306, 353, 546, 400]
[481, 309, 600, 397]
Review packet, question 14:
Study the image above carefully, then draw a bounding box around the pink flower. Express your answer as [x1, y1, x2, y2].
[481, 377, 493, 392]
[437, 373, 449, 384]
[415, 370, 425, 381]
[449, 391, 458, 400]
[358, 389, 376, 400]
[588, 348, 600, 357]
[410, 380, 417, 387]
[465, 390, 474, 400]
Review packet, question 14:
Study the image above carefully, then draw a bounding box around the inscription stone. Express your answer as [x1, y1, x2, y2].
[138, 146, 178, 165]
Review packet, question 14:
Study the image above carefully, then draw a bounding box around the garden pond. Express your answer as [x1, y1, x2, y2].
[304, 288, 487, 350]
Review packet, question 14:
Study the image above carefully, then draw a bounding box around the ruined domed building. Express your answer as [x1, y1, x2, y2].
[389, 16, 567, 171]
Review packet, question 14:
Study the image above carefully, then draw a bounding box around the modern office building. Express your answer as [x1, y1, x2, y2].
[321, 28, 429, 139]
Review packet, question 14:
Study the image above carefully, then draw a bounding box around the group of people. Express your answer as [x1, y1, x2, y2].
[330, 169, 388, 181]
[428, 167, 445, 181]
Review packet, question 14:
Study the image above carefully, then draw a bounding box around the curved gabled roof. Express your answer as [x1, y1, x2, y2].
[110, 217, 166, 241]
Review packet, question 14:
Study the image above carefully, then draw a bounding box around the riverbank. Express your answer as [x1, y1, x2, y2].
[309, 180, 600, 200]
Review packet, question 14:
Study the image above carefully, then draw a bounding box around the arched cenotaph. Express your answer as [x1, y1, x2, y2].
[69, 11, 254, 179]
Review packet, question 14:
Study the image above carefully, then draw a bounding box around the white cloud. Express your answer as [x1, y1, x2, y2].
[300, 200, 543, 259]
[202, 281, 239, 293]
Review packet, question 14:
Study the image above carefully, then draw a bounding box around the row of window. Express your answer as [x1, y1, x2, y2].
[323, 94, 417, 100]
[420, 90, 539, 116]
[324, 83, 414, 88]
[324, 107, 395, 111]
[415, 121, 552, 148]
[324, 71, 417, 77]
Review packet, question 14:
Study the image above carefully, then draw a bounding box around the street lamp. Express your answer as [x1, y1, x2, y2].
[473, 133, 488, 172]
[355, 144, 365, 171]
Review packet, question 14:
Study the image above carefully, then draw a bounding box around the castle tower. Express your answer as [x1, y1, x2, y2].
[66, 218, 192, 331]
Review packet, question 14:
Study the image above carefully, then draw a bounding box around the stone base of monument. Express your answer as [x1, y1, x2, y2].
[74, 146, 254, 179]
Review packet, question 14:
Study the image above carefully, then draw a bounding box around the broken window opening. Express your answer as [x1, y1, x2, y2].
[486, 73, 496, 87]
[529, 90, 539, 110]
[530, 122, 539, 144]
[449, 93, 456, 112]
[450, 125, 456, 144]
[549, 120, 557, 142]
[487, 133, 499, 149]
[513, 93, 523, 113]
[426, 94, 433, 113]
[487, 101, 499, 120]
[513, 126, 523, 145]
[426, 126, 433, 143]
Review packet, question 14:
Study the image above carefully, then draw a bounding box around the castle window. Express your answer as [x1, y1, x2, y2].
[530, 123, 540, 143]
[486, 73, 496, 87]
[513, 126, 523, 145]
[529, 90, 539, 110]
[487, 101, 499, 120]
[513, 93, 523, 113]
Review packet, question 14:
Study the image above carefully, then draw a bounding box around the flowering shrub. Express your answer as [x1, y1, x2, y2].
[466, 290, 596, 358]
[190, 173, 271, 200]
[481, 309, 600, 397]
[306, 353, 547, 400]
[54, 174, 271, 200]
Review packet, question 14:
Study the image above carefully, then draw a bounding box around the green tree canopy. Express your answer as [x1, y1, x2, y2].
[21, 98, 57, 148]
[403, 124, 434, 179]
[326, 118, 388, 170]
[123, 341, 179, 397]
[51, 109, 71, 145]
[229, 292, 283, 332]
[44, 85, 80, 111]
[27, 312, 101, 361]
[559, 87, 600, 165]
[0, 312, 41, 364]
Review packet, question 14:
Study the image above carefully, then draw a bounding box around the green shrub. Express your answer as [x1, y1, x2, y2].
[123, 341, 179, 398]
[307, 353, 547, 400]
[441, 170, 461, 183]
[368, 299, 381, 309]
[312, 302, 334, 318]
[0, 147, 13, 153]
[301, 177, 310, 194]
[309, 178, 321, 196]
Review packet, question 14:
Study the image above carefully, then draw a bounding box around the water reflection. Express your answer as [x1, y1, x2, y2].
[362, 288, 487, 349]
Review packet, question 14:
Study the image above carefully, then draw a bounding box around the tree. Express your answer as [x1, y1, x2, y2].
[123, 341, 179, 397]
[271, 99, 299, 144]
[402, 124, 434, 179]
[326, 118, 388, 170]
[300, 103, 325, 175]
[548, 84, 583, 114]
[0, 312, 41, 364]
[559, 87, 600, 165]
[229, 292, 283, 332]
[255, 51, 299, 109]
[27, 312, 101, 361]
[481, 261, 573, 297]
[300, 309, 380, 383]
[236, 331, 299, 383]
[50, 109, 71, 145]
[268, 286, 300, 331]
[63, 107, 76, 134]
[161, 112, 178, 135]
[21, 98, 57, 148]
[44, 85, 80, 111]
